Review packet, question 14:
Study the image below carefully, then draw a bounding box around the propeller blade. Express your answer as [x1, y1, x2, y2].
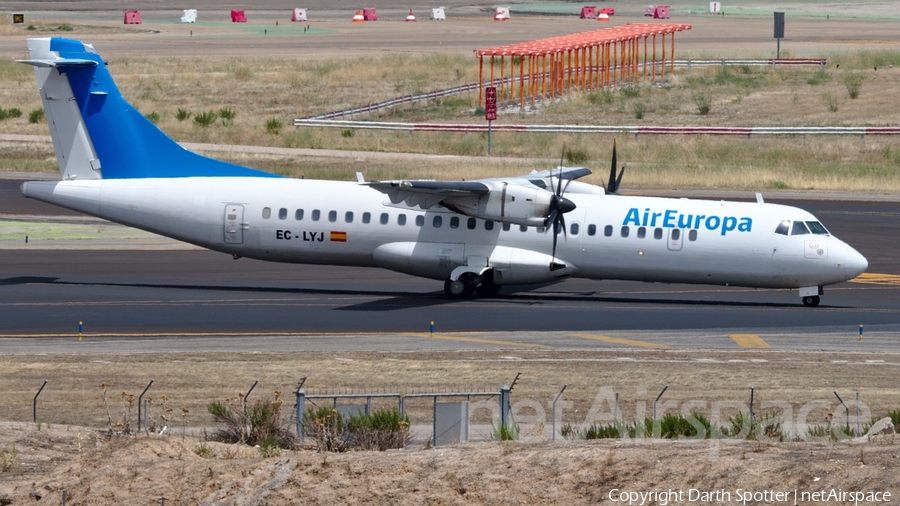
[556, 165, 564, 197]
[615, 164, 625, 193]
[607, 139, 618, 194]
[551, 216, 559, 262]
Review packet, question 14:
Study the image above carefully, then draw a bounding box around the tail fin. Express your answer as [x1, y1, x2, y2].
[18, 38, 278, 180]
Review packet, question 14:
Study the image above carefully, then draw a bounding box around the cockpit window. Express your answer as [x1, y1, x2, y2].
[806, 221, 829, 235]
[790, 220, 810, 236]
[774, 220, 790, 236]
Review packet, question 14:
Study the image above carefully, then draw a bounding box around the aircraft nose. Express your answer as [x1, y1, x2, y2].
[843, 245, 868, 280]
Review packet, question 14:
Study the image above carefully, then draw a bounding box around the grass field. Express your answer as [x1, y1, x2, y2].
[2, 16, 900, 191]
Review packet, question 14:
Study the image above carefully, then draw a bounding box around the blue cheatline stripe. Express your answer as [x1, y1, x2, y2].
[50, 38, 279, 179]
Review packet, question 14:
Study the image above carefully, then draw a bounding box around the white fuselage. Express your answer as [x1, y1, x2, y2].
[21, 177, 868, 290]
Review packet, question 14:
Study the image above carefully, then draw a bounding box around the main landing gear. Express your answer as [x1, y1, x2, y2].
[443, 271, 502, 299]
[802, 295, 820, 307]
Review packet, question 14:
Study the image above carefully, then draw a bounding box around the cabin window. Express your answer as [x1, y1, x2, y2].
[262, 207, 271, 219]
[467, 218, 477, 230]
[362, 212, 371, 224]
[775, 220, 790, 236]
[654, 227, 663, 240]
[433, 216, 442, 228]
[587, 224, 596, 236]
[312, 209, 320, 221]
[485, 220, 494, 231]
[791, 221, 809, 235]
[688, 229, 698, 241]
[637, 226, 646, 239]
[227, 213, 237, 220]
[671, 229, 681, 241]
[604, 225, 613, 237]
[520, 225, 528, 232]
[398, 214, 407, 226]
[278, 208, 288, 220]
[345, 211, 353, 223]
[294, 209, 304, 220]
[328, 210, 337, 222]
[620, 226, 629, 238]
[415, 215, 424, 227]
[502, 223, 511, 231]
[806, 221, 829, 235]
[450, 217, 460, 229]
[380, 213, 389, 225]
[570, 223, 579, 235]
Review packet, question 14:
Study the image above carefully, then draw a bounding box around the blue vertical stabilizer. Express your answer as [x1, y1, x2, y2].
[19, 38, 279, 179]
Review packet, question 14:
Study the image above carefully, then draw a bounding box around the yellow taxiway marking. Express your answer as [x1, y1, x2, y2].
[419, 333, 549, 348]
[849, 273, 900, 286]
[570, 333, 669, 349]
[729, 334, 770, 349]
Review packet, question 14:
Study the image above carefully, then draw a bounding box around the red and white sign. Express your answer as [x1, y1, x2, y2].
[485, 86, 497, 121]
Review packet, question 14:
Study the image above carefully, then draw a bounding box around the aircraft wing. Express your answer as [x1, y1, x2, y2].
[364, 167, 592, 209]
[365, 180, 489, 209]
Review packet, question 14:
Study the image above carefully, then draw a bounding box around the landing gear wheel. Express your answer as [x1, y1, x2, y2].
[444, 276, 475, 299]
[802, 295, 820, 307]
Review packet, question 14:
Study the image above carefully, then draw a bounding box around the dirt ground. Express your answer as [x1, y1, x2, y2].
[2, 2, 900, 504]
[1, 419, 899, 505]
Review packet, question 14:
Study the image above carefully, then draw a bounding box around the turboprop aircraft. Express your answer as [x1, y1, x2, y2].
[18, 38, 868, 307]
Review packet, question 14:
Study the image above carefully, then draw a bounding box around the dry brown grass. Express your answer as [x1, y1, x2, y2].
[2, 13, 900, 191]
[3, 349, 899, 432]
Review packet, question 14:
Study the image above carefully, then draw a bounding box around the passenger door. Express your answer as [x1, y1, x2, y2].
[224, 204, 245, 245]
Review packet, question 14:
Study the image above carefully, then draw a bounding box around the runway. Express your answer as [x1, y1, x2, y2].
[2, 184, 899, 353]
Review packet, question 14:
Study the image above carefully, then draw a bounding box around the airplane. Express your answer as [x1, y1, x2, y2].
[17, 37, 868, 307]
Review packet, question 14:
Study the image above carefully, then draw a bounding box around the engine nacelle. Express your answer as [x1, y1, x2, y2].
[445, 182, 552, 227]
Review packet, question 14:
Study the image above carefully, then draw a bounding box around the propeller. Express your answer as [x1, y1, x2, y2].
[546, 160, 577, 272]
[605, 138, 626, 194]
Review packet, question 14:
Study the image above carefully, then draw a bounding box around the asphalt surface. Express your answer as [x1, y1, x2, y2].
[2, 185, 899, 352]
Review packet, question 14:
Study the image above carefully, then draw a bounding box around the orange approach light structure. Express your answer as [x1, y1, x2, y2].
[475, 23, 691, 109]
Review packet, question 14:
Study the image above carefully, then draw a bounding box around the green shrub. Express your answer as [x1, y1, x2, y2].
[193, 110, 217, 127]
[583, 422, 626, 439]
[207, 394, 297, 450]
[692, 91, 711, 115]
[806, 70, 829, 85]
[633, 101, 646, 120]
[341, 129, 355, 138]
[842, 72, 864, 99]
[586, 90, 615, 105]
[145, 111, 161, 124]
[28, 108, 44, 124]
[302, 406, 409, 452]
[266, 118, 283, 134]
[564, 147, 590, 165]
[493, 422, 519, 441]
[620, 86, 640, 99]
[193, 443, 214, 459]
[58, 24, 73, 32]
[889, 409, 900, 432]
[7, 108, 21, 118]
[27, 25, 36, 31]
[175, 108, 192, 121]
[822, 92, 840, 112]
[347, 408, 410, 450]
[217, 107, 236, 124]
[302, 406, 347, 452]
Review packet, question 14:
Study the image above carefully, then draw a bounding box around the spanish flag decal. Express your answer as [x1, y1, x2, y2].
[330, 231, 347, 242]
